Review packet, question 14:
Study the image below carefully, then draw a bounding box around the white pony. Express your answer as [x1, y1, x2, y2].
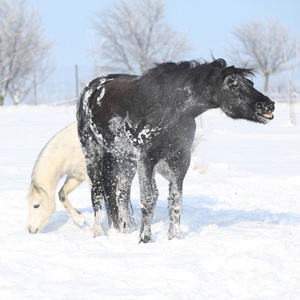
[26, 122, 89, 234]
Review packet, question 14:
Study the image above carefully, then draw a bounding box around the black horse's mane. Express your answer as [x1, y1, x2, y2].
[146, 59, 254, 80]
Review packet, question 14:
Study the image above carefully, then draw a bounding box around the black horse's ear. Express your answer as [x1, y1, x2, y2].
[211, 58, 227, 68]
[217, 58, 226, 68]
[221, 66, 237, 77]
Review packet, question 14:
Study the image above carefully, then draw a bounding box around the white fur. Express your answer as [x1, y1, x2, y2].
[26, 122, 89, 233]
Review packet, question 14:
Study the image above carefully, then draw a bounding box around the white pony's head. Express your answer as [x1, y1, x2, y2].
[26, 184, 56, 233]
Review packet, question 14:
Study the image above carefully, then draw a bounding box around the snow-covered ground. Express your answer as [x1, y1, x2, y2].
[1, 103, 300, 299]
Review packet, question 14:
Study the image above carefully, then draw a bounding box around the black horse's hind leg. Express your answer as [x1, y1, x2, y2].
[137, 156, 157, 243]
[103, 154, 136, 233]
[102, 152, 118, 228]
[79, 131, 106, 237]
[115, 159, 136, 233]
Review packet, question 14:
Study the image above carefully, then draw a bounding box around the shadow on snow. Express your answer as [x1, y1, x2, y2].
[42, 194, 300, 240]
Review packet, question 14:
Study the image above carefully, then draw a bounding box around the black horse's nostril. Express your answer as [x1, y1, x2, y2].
[256, 100, 275, 112]
[268, 102, 275, 112]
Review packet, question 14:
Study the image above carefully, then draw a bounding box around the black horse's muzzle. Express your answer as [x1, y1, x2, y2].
[255, 99, 275, 123]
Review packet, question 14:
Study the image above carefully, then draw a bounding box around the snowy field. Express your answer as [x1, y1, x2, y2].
[1, 103, 300, 299]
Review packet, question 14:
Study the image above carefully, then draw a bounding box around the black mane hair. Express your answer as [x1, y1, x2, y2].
[146, 59, 254, 83]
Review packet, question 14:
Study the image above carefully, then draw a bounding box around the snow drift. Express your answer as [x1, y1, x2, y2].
[1, 104, 300, 299]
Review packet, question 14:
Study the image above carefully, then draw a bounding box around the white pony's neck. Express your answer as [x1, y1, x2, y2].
[31, 134, 65, 198]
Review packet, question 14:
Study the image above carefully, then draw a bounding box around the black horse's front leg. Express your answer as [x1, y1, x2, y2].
[137, 157, 156, 243]
[168, 180, 183, 240]
[166, 150, 191, 240]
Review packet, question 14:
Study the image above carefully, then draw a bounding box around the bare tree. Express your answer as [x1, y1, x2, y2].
[0, 0, 54, 105]
[227, 16, 299, 94]
[91, 0, 190, 75]
[282, 40, 299, 125]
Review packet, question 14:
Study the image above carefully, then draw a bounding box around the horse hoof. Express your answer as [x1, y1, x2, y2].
[73, 214, 85, 227]
[168, 226, 182, 240]
[168, 230, 182, 240]
[78, 216, 85, 227]
[139, 236, 151, 244]
[139, 231, 152, 243]
[120, 228, 132, 234]
[119, 223, 132, 234]
[69, 210, 85, 226]
[92, 226, 106, 237]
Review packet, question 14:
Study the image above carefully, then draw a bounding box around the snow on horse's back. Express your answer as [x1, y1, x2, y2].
[26, 122, 89, 234]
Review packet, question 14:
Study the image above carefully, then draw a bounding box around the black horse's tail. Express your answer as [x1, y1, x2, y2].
[102, 152, 119, 229]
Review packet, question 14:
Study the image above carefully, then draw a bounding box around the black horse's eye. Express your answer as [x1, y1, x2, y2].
[230, 82, 239, 92]
[34, 204, 40, 209]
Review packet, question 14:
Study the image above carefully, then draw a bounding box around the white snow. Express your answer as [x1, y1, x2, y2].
[137, 126, 160, 144]
[1, 103, 300, 299]
[97, 87, 105, 105]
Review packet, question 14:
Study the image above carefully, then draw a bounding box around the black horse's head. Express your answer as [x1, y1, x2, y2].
[212, 60, 275, 124]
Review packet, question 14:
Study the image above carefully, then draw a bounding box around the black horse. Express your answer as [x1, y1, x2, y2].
[76, 59, 275, 243]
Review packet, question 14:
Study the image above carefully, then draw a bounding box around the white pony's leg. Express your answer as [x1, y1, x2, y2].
[58, 175, 85, 226]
